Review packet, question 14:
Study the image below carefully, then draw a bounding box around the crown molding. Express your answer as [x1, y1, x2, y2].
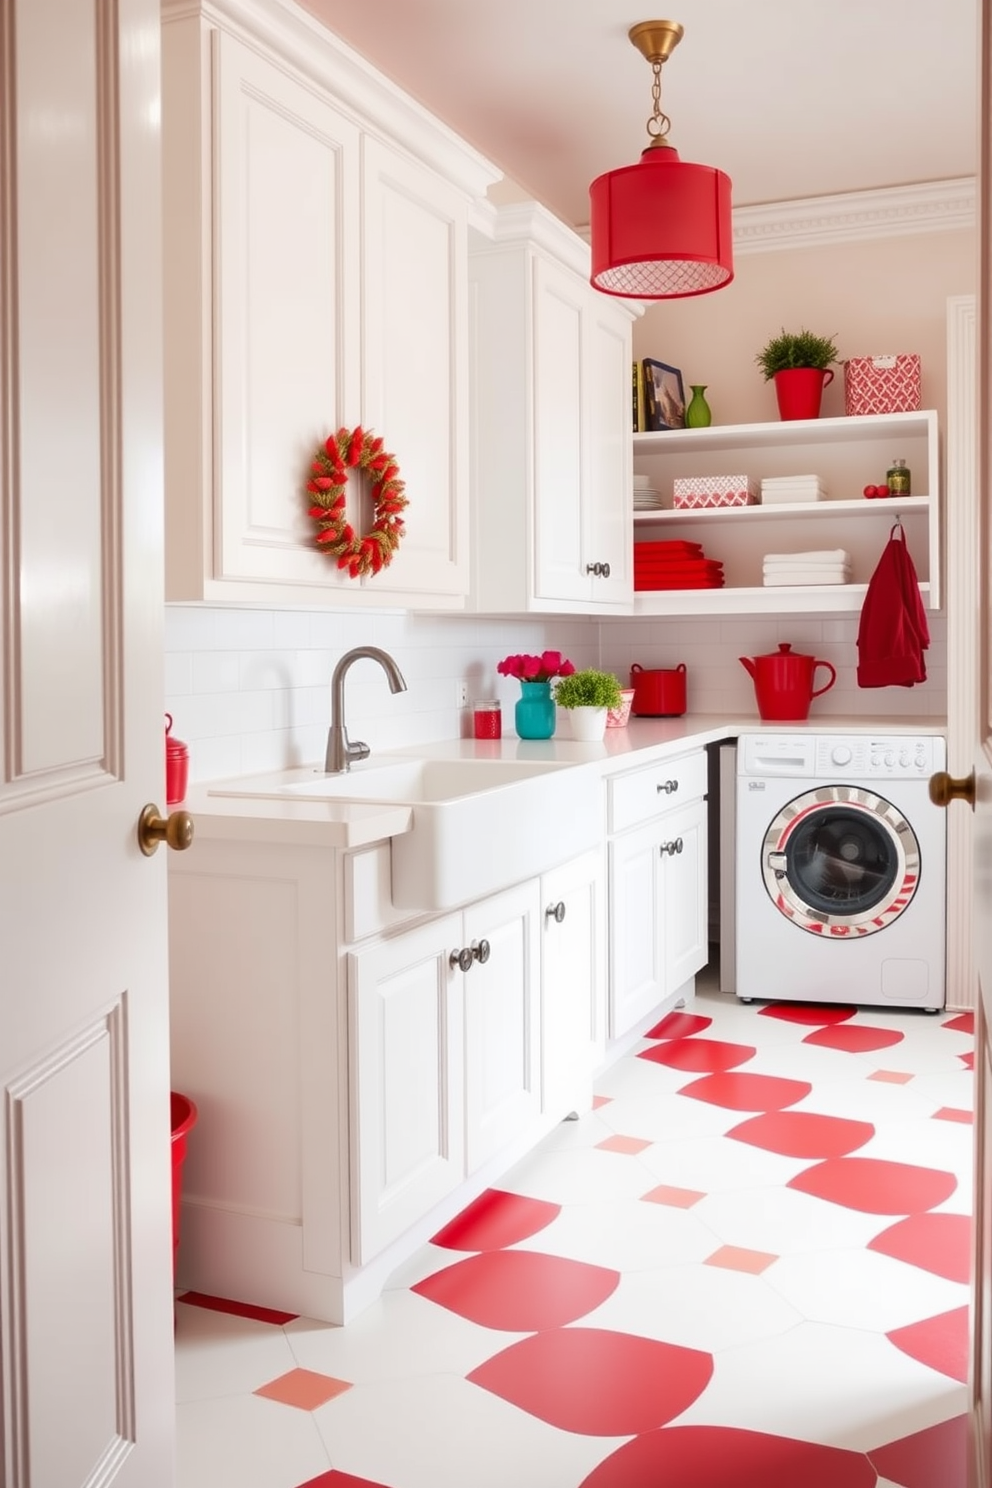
[731, 177, 976, 254]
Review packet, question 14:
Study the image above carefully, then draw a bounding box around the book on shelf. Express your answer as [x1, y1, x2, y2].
[632, 360, 647, 432]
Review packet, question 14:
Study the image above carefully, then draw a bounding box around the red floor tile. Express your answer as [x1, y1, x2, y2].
[943, 1013, 975, 1035]
[758, 1004, 856, 1025]
[802, 1024, 905, 1053]
[639, 1037, 756, 1073]
[644, 1011, 713, 1039]
[868, 1212, 972, 1283]
[886, 1306, 970, 1383]
[468, 1328, 712, 1435]
[177, 1291, 298, 1325]
[579, 1424, 877, 1487]
[679, 1071, 812, 1112]
[412, 1250, 619, 1330]
[959, 1052, 975, 1070]
[727, 1110, 875, 1159]
[430, 1187, 560, 1251]
[788, 1157, 958, 1215]
[868, 1412, 968, 1488]
[299, 1472, 394, 1488]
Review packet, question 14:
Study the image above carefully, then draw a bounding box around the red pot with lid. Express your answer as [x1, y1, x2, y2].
[165, 714, 189, 806]
[629, 663, 687, 717]
[739, 643, 836, 721]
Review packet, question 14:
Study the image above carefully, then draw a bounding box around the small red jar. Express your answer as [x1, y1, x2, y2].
[473, 700, 502, 740]
[165, 714, 189, 805]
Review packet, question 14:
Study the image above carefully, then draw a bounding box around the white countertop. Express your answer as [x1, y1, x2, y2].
[181, 712, 946, 849]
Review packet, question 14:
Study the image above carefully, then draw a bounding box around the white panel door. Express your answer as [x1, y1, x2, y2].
[533, 256, 587, 604]
[609, 822, 665, 1038]
[585, 298, 634, 607]
[660, 799, 710, 994]
[0, 0, 174, 1483]
[541, 850, 607, 1118]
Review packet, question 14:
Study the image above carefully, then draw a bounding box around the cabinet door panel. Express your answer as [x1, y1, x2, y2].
[542, 850, 607, 1118]
[609, 823, 664, 1038]
[215, 32, 361, 585]
[350, 916, 464, 1263]
[463, 882, 541, 1171]
[533, 258, 587, 602]
[362, 137, 469, 596]
[586, 301, 633, 604]
[660, 799, 709, 992]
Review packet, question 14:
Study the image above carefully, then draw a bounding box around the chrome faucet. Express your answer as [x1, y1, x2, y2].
[325, 646, 408, 773]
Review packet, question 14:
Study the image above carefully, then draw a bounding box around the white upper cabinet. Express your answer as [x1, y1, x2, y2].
[161, 0, 499, 608]
[469, 203, 638, 614]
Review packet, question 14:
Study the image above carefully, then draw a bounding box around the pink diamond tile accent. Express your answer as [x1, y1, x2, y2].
[704, 1244, 778, 1275]
[934, 1107, 973, 1125]
[596, 1134, 652, 1155]
[868, 1069, 915, 1084]
[177, 1291, 298, 1326]
[592, 1094, 613, 1109]
[642, 1184, 707, 1209]
[254, 1368, 352, 1410]
[580, 1425, 876, 1488]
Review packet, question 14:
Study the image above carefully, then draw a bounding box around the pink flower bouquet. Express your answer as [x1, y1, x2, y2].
[497, 651, 575, 683]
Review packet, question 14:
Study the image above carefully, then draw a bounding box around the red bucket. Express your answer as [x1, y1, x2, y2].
[170, 1092, 198, 1277]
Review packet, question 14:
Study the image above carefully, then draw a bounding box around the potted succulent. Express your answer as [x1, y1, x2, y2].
[553, 668, 624, 742]
[755, 328, 840, 421]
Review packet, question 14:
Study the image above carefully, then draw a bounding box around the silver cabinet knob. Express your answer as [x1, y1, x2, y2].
[472, 940, 491, 965]
[449, 946, 474, 972]
[657, 780, 679, 795]
[545, 901, 566, 923]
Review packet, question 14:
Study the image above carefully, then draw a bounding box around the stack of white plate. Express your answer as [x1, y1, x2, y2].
[634, 473, 665, 510]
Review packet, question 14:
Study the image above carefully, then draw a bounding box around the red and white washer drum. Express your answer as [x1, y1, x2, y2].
[759, 784, 920, 937]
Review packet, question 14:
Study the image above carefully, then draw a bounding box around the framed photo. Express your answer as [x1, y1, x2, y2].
[643, 358, 686, 431]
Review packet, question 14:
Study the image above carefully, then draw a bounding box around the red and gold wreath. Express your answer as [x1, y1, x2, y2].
[306, 425, 407, 578]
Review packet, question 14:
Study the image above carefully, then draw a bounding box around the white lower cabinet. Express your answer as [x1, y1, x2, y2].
[349, 879, 541, 1265]
[607, 751, 709, 1039]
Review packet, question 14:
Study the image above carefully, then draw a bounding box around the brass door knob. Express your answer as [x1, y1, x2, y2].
[929, 770, 976, 810]
[137, 804, 195, 856]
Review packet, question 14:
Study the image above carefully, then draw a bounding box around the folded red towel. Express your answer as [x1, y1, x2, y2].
[634, 540, 705, 558]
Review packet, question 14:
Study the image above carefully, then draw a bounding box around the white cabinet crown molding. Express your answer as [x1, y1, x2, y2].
[161, 0, 503, 198]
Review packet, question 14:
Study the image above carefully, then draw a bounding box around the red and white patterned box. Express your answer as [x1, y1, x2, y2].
[843, 354, 921, 416]
[672, 475, 757, 509]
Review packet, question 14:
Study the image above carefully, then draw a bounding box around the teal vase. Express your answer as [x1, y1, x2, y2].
[685, 385, 712, 428]
[515, 681, 556, 740]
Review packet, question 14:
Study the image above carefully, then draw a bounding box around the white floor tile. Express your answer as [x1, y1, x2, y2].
[176, 1392, 331, 1488]
[765, 1245, 969, 1330]
[582, 1263, 805, 1353]
[174, 1303, 300, 1403]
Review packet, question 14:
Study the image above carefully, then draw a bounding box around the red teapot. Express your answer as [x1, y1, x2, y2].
[739, 643, 836, 722]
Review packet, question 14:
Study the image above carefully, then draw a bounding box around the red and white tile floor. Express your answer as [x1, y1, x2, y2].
[174, 981, 975, 1488]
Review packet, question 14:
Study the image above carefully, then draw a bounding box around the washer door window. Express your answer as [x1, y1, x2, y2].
[761, 785, 920, 936]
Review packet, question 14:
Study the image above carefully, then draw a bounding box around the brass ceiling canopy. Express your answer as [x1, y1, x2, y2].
[627, 20, 684, 65]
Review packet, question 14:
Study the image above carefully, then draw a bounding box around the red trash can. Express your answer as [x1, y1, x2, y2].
[170, 1092, 198, 1278]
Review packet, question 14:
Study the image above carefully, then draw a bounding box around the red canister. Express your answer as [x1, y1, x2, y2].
[629, 663, 688, 717]
[165, 714, 189, 805]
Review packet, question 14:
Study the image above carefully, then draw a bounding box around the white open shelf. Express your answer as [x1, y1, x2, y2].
[632, 410, 940, 615]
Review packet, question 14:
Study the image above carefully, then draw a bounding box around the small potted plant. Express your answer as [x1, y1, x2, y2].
[553, 669, 624, 742]
[755, 328, 840, 421]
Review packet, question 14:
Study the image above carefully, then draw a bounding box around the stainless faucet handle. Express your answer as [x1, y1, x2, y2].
[348, 738, 371, 764]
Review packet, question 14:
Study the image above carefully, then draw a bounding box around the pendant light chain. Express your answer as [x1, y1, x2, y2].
[645, 58, 671, 144]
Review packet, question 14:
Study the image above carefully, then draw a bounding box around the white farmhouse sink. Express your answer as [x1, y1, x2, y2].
[209, 754, 603, 911]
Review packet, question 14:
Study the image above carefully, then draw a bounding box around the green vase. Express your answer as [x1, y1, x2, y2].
[685, 385, 712, 428]
[514, 681, 556, 740]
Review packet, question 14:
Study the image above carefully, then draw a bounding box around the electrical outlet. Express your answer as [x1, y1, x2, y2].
[457, 681, 469, 708]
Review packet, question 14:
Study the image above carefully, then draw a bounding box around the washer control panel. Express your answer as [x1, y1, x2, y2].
[738, 733, 945, 779]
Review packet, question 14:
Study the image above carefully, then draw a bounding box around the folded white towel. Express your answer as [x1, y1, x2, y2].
[763, 570, 851, 587]
[761, 474, 821, 484]
[763, 549, 851, 566]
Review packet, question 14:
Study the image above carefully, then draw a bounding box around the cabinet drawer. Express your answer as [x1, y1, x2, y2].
[608, 749, 708, 834]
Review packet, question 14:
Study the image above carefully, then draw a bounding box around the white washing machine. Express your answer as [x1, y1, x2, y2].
[735, 732, 946, 1011]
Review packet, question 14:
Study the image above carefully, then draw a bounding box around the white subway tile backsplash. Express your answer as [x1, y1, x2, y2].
[164, 600, 947, 785]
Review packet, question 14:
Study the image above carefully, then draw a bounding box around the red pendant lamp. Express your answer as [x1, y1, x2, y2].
[590, 20, 733, 300]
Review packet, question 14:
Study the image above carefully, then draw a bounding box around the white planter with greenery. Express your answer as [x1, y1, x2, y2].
[554, 669, 623, 743]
